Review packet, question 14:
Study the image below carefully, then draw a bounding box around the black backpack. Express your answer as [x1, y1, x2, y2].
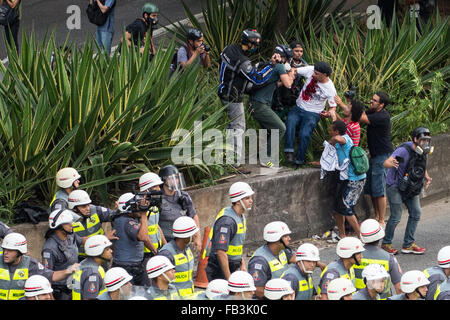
[170, 45, 188, 75]
[397, 143, 427, 200]
[86, 0, 116, 27]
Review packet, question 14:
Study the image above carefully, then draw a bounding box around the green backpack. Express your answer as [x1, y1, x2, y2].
[349, 146, 369, 175]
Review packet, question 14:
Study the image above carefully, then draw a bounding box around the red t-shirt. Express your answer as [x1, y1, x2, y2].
[343, 118, 360, 146]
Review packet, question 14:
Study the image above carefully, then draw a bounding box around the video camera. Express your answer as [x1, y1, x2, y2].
[126, 190, 163, 213]
[344, 86, 357, 100]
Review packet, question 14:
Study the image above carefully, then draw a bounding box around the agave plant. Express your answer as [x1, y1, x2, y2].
[0, 31, 229, 220]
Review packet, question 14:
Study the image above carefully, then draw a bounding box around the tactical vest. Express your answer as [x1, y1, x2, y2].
[144, 207, 162, 253]
[145, 285, 180, 300]
[72, 258, 106, 300]
[0, 255, 30, 300]
[159, 192, 189, 241]
[353, 246, 391, 299]
[160, 241, 195, 297]
[318, 260, 355, 295]
[72, 206, 104, 257]
[281, 264, 314, 300]
[434, 279, 450, 300]
[203, 206, 246, 262]
[250, 245, 289, 280]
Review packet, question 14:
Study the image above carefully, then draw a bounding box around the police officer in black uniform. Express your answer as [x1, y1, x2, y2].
[158, 165, 202, 252]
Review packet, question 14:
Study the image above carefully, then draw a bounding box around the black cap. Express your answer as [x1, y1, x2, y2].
[314, 61, 332, 76]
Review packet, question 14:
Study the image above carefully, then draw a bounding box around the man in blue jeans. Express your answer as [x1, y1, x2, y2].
[358, 92, 393, 229]
[90, 0, 115, 55]
[284, 62, 337, 169]
[381, 127, 433, 255]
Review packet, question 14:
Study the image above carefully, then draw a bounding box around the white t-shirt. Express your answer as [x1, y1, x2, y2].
[295, 66, 337, 113]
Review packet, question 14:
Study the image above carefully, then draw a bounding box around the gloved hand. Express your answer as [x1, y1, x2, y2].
[178, 193, 191, 211]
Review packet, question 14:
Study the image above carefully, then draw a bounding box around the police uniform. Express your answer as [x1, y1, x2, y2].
[159, 190, 196, 243]
[144, 284, 180, 300]
[247, 244, 290, 289]
[423, 266, 447, 300]
[144, 206, 163, 257]
[434, 279, 450, 300]
[111, 215, 146, 286]
[49, 189, 69, 212]
[72, 257, 106, 300]
[158, 240, 195, 297]
[72, 204, 116, 261]
[318, 259, 355, 296]
[204, 206, 246, 281]
[0, 221, 13, 255]
[352, 287, 378, 300]
[281, 263, 315, 300]
[388, 293, 408, 300]
[353, 244, 402, 299]
[0, 254, 54, 300]
[41, 232, 81, 300]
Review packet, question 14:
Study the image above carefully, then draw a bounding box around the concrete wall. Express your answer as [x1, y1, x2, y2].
[11, 133, 450, 258]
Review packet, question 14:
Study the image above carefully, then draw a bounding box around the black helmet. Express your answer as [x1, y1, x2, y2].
[411, 127, 431, 140]
[187, 28, 203, 41]
[241, 29, 261, 45]
[274, 44, 293, 59]
[159, 165, 179, 181]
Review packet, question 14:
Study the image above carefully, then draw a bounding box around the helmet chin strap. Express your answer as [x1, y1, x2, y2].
[162, 272, 173, 284]
[352, 254, 360, 266]
[239, 199, 250, 212]
[415, 288, 425, 299]
[300, 260, 313, 274]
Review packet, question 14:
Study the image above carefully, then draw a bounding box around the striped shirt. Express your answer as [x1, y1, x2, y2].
[343, 119, 361, 146]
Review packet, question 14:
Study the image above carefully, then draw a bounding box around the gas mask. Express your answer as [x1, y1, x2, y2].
[415, 137, 433, 155]
[147, 16, 159, 31]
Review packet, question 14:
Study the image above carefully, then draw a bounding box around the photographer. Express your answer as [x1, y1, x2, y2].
[158, 165, 202, 253]
[175, 28, 210, 71]
[111, 192, 156, 286]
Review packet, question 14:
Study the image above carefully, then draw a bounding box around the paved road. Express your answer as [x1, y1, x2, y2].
[0, 0, 202, 59]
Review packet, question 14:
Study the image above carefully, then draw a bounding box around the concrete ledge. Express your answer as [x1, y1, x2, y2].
[11, 133, 450, 258]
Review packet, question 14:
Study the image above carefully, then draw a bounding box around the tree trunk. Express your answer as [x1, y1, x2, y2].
[274, 0, 289, 36]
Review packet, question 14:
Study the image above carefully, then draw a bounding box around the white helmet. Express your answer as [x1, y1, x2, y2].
[1, 232, 27, 254]
[205, 279, 229, 299]
[296, 243, 320, 262]
[362, 263, 389, 281]
[172, 216, 199, 239]
[104, 267, 133, 292]
[437, 246, 450, 269]
[336, 237, 365, 258]
[68, 190, 92, 209]
[24, 275, 53, 297]
[263, 221, 291, 242]
[56, 167, 81, 189]
[400, 270, 430, 293]
[229, 182, 254, 203]
[360, 219, 385, 243]
[139, 172, 163, 192]
[228, 271, 256, 293]
[49, 209, 74, 229]
[326, 278, 356, 300]
[84, 235, 112, 257]
[146, 255, 175, 279]
[264, 278, 294, 300]
[117, 193, 135, 212]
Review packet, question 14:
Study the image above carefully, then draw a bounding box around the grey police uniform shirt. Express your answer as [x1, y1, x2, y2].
[41, 232, 81, 286]
[281, 264, 316, 300]
[208, 216, 240, 265]
[112, 215, 144, 264]
[0, 221, 12, 243]
[159, 190, 196, 242]
[364, 245, 402, 285]
[247, 245, 291, 287]
[352, 287, 377, 300]
[7, 256, 54, 285]
[424, 266, 447, 300]
[78, 258, 104, 299]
